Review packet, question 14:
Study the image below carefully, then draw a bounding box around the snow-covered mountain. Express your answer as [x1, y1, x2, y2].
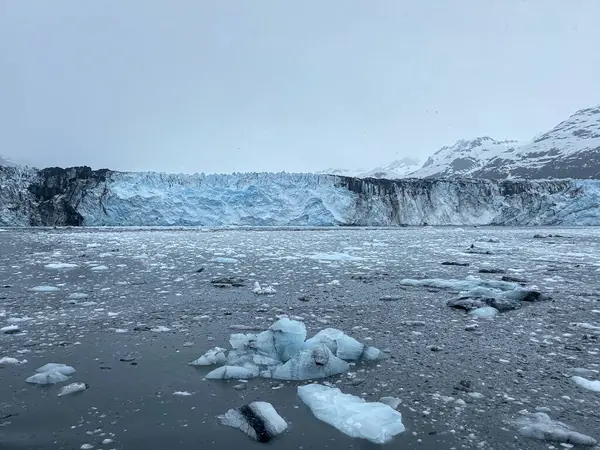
[1, 166, 600, 226]
[322, 105, 600, 180]
[320, 157, 422, 180]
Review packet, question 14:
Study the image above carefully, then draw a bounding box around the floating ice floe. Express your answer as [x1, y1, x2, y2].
[151, 326, 171, 332]
[26, 371, 70, 385]
[572, 322, 600, 331]
[36, 363, 76, 375]
[210, 257, 238, 264]
[195, 319, 382, 381]
[173, 391, 193, 396]
[297, 384, 405, 444]
[68, 293, 89, 299]
[512, 411, 597, 446]
[30, 285, 59, 292]
[6, 316, 32, 324]
[45, 263, 78, 270]
[0, 356, 27, 365]
[468, 306, 499, 318]
[190, 347, 227, 366]
[219, 401, 287, 442]
[90, 265, 109, 271]
[571, 376, 600, 393]
[252, 282, 277, 295]
[58, 382, 88, 396]
[1, 325, 20, 334]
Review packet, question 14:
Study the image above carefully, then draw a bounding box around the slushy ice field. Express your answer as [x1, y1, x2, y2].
[1, 227, 600, 449]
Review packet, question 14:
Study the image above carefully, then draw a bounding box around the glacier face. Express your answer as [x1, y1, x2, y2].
[1, 166, 600, 226]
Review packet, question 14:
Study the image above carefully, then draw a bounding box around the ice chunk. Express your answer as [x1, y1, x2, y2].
[219, 401, 287, 442]
[150, 325, 171, 332]
[90, 265, 109, 271]
[298, 384, 405, 444]
[210, 257, 238, 264]
[379, 397, 402, 409]
[308, 253, 363, 262]
[36, 363, 76, 375]
[468, 306, 499, 318]
[229, 319, 306, 364]
[361, 346, 382, 361]
[1, 325, 20, 334]
[45, 263, 78, 270]
[173, 391, 193, 396]
[6, 316, 32, 324]
[26, 371, 70, 385]
[0, 356, 27, 365]
[68, 293, 89, 299]
[205, 365, 258, 380]
[58, 382, 88, 396]
[252, 282, 277, 295]
[303, 328, 365, 361]
[571, 376, 600, 393]
[30, 285, 59, 292]
[269, 344, 350, 380]
[512, 411, 597, 446]
[190, 347, 227, 366]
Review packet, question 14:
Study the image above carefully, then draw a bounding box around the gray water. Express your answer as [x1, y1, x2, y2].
[1, 227, 600, 449]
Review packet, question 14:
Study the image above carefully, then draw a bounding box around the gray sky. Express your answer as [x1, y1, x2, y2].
[1, 1, 599, 173]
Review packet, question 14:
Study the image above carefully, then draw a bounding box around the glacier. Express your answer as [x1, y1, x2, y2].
[2, 165, 600, 226]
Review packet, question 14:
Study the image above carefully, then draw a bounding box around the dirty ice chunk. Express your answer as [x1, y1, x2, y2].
[190, 347, 228, 366]
[512, 411, 597, 446]
[0, 357, 27, 365]
[26, 371, 70, 385]
[205, 365, 258, 380]
[30, 285, 59, 292]
[36, 363, 76, 375]
[400, 277, 517, 292]
[303, 328, 365, 361]
[468, 306, 499, 318]
[219, 401, 287, 442]
[298, 384, 405, 444]
[58, 382, 88, 396]
[45, 263, 78, 270]
[571, 376, 600, 393]
[252, 282, 277, 295]
[269, 344, 350, 380]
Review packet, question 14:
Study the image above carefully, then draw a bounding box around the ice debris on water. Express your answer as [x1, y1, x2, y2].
[45, 263, 78, 270]
[297, 384, 405, 444]
[206, 366, 258, 380]
[58, 382, 88, 396]
[0, 356, 27, 365]
[190, 347, 227, 366]
[1, 325, 20, 334]
[571, 376, 600, 393]
[30, 285, 59, 292]
[512, 410, 597, 446]
[26, 371, 70, 385]
[252, 282, 277, 295]
[195, 319, 382, 381]
[36, 363, 76, 375]
[219, 401, 287, 442]
[468, 306, 499, 318]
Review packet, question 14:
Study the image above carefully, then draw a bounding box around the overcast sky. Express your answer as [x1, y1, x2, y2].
[1, 1, 599, 173]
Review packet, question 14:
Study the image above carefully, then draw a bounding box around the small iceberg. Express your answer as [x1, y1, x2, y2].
[26, 371, 70, 385]
[512, 411, 597, 446]
[58, 382, 88, 396]
[190, 347, 228, 366]
[45, 263, 78, 270]
[36, 363, 76, 375]
[298, 384, 405, 444]
[268, 344, 350, 380]
[219, 401, 287, 442]
[30, 285, 59, 292]
[252, 282, 277, 295]
[571, 376, 600, 393]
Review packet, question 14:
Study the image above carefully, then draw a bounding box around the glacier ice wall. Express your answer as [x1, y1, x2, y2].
[1, 166, 600, 226]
